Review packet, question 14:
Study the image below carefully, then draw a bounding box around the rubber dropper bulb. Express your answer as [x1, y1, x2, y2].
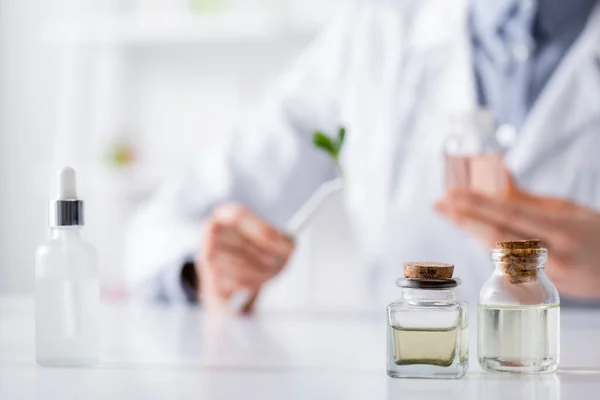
[57, 167, 78, 200]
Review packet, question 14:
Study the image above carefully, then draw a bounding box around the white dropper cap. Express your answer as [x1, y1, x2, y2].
[57, 166, 78, 200]
[49, 167, 84, 227]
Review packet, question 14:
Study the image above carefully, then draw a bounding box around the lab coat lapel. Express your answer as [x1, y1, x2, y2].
[405, 0, 477, 112]
[506, 4, 600, 177]
[390, 0, 477, 174]
[387, 0, 477, 207]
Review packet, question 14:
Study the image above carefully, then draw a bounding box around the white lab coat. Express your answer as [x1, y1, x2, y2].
[125, 0, 600, 307]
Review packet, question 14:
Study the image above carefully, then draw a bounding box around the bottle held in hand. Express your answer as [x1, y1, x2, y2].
[444, 110, 506, 195]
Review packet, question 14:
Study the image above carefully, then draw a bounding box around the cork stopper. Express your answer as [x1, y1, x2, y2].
[496, 239, 541, 250]
[404, 262, 455, 280]
[494, 240, 545, 284]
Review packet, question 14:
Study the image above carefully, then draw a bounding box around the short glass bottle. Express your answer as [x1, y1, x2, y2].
[444, 109, 506, 195]
[387, 263, 469, 379]
[478, 240, 560, 374]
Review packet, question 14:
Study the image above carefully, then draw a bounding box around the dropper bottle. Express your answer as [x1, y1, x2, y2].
[35, 167, 99, 367]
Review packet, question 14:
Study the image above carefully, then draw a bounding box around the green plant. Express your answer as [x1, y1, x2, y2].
[312, 127, 345, 173]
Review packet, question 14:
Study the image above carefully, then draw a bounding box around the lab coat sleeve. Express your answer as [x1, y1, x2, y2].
[124, 4, 357, 303]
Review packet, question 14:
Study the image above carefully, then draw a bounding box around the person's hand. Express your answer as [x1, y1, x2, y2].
[196, 203, 295, 313]
[435, 177, 600, 299]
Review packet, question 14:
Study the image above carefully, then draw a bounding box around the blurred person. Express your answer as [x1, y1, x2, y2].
[127, 0, 600, 310]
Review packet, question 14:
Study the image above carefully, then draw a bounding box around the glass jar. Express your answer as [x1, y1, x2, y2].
[387, 263, 469, 379]
[478, 240, 560, 374]
[444, 109, 506, 195]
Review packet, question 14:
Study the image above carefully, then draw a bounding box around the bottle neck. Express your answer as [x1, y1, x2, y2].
[50, 226, 81, 239]
[400, 288, 457, 302]
[491, 248, 548, 284]
[492, 261, 547, 283]
[492, 262, 546, 272]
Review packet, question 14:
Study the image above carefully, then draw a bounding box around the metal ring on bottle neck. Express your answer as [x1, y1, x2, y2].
[49, 200, 84, 227]
[395, 278, 461, 290]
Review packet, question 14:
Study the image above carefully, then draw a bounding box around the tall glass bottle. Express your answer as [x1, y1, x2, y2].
[444, 109, 506, 194]
[35, 167, 99, 367]
[387, 262, 468, 379]
[478, 240, 560, 374]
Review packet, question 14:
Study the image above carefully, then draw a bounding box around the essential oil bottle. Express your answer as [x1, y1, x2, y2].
[444, 109, 506, 195]
[387, 262, 468, 379]
[478, 240, 560, 374]
[35, 167, 99, 367]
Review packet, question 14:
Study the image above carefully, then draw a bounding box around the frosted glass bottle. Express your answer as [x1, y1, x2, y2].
[35, 167, 99, 367]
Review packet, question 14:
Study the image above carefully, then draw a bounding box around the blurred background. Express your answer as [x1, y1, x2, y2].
[0, 0, 346, 298]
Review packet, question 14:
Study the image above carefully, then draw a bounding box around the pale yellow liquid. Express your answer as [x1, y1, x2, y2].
[478, 304, 559, 373]
[391, 326, 468, 367]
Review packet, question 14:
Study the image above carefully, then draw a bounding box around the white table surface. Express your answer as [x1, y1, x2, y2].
[1, 297, 600, 400]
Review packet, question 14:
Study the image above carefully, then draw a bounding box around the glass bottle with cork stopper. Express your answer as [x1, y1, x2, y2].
[478, 240, 560, 374]
[387, 262, 469, 379]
